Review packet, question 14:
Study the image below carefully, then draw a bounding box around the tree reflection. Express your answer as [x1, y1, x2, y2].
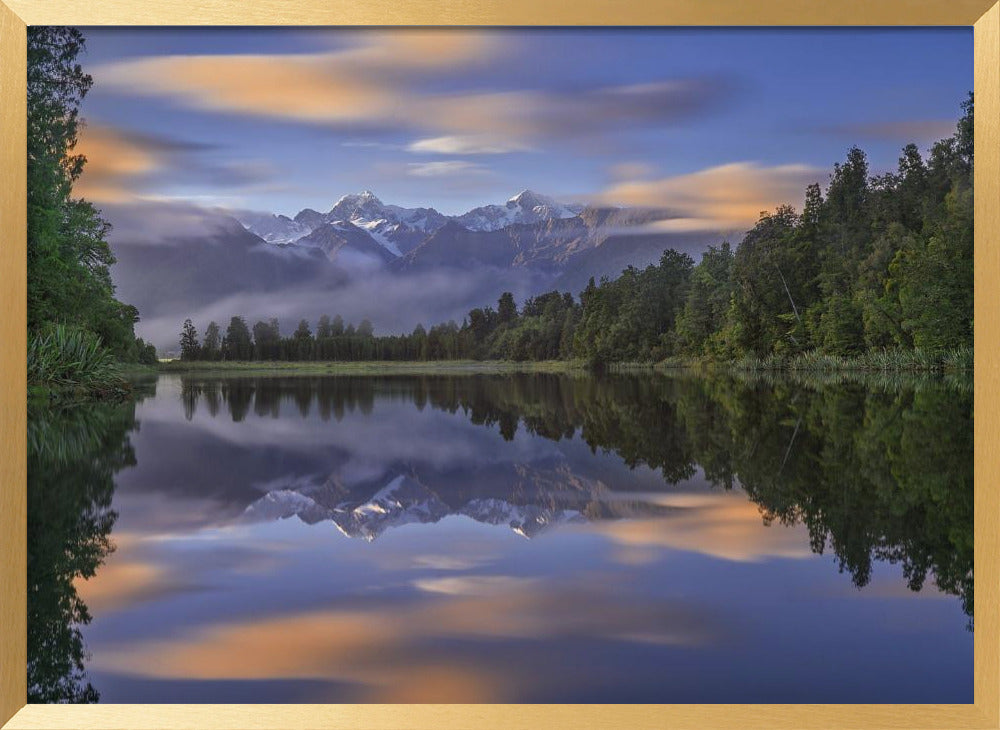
[27, 392, 143, 702]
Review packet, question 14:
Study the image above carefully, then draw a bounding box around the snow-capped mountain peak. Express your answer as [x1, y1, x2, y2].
[328, 190, 389, 223]
[456, 190, 582, 232]
[238, 189, 587, 256]
[507, 189, 545, 207]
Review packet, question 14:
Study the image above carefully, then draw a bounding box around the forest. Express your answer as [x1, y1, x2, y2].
[177, 95, 973, 370]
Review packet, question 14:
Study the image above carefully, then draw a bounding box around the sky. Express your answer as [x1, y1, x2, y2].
[75, 27, 972, 225]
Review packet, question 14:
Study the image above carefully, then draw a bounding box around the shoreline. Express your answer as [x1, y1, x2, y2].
[151, 346, 973, 377]
[151, 359, 588, 376]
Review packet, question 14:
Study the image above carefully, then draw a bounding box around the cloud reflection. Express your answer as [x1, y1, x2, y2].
[590, 492, 814, 563]
[89, 574, 719, 700]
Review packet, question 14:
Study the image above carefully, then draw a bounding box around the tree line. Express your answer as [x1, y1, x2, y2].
[178, 95, 973, 367]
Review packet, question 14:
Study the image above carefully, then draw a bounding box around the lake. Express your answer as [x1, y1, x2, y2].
[27, 370, 973, 703]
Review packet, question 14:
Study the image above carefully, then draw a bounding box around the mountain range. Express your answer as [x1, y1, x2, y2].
[110, 189, 730, 350]
[238, 189, 582, 251]
[233, 189, 726, 287]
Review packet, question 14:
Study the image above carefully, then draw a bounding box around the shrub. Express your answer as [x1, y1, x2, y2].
[28, 324, 125, 396]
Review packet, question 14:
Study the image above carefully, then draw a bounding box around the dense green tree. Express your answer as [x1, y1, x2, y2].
[27, 27, 144, 363]
[179, 319, 200, 360]
[498, 292, 518, 325]
[222, 316, 253, 360]
[677, 242, 734, 355]
[316, 315, 332, 339]
[330, 315, 345, 337]
[203, 321, 222, 361]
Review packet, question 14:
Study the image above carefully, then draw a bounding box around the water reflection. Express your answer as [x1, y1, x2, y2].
[27, 391, 143, 702]
[28, 371, 973, 702]
[172, 373, 974, 618]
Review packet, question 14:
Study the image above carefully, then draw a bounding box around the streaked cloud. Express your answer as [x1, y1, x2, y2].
[407, 135, 529, 155]
[93, 34, 732, 154]
[406, 160, 486, 178]
[92, 32, 502, 126]
[595, 161, 822, 232]
[817, 118, 957, 143]
[76, 124, 277, 204]
[609, 161, 657, 182]
[74, 125, 162, 203]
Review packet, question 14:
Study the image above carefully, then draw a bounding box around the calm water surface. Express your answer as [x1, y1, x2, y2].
[28, 371, 973, 703]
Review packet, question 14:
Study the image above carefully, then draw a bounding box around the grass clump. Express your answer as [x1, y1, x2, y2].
[28, 324, 128, 400]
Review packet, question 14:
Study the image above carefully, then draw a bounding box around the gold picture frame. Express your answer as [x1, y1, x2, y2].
[1, 1, 997, 727]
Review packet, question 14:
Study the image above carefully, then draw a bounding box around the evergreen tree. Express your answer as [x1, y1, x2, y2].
[330, 315, 345, 337]
[498, 292, 518, 324]
[203, 321, 221, 360]
[223, 316, 253, 360]
[179, 319, 200, 361]
[316, 315, 332, 339]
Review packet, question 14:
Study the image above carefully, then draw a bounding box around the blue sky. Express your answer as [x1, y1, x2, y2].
[76, 27, 972, 220]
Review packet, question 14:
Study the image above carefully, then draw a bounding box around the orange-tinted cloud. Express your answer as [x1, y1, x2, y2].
[94, 32, 500, 127]
[75, 123, 276, 205]
[595, 161, 822, 232]
[93, 37, 731, 153]
[74, 125, 161, 203]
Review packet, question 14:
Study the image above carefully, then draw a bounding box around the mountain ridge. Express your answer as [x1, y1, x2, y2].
[235, 189, 729, 275]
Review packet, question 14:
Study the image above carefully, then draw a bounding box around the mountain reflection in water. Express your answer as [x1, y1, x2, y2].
[28, 371, 973, 703]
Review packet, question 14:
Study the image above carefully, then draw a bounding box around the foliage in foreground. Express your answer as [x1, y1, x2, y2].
[28, 325, 128, 399]
[27, 27, 154, 394]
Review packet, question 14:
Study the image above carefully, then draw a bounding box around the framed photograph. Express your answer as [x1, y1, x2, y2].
[2, 1, 997, 728]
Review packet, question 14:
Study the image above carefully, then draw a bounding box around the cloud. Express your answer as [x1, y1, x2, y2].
[817, 119, 956, 143]
[74, 125, 162, 203]
[101, 199, 249, 243]
[93, 32, 502, 126]
[127, 263, 548, 353]
[76, 124, 276, 204]
[93, 34, 732, 151]
[406, 160, 487, 178]
[407, 135, 529, 155]
[420, 79, 731, 146]
[595, 161, 822, 232]
[608, 161, 657, 182]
